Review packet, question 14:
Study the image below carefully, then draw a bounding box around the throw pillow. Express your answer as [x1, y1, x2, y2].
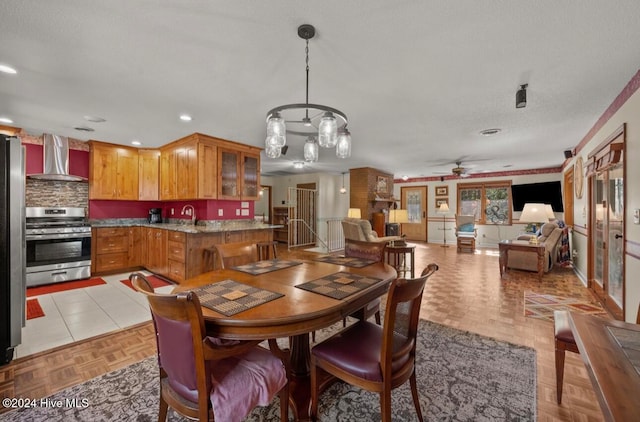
[459, 223, 474, 232]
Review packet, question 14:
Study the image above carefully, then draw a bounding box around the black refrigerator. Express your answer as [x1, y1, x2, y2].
[0, 134, 26, 365]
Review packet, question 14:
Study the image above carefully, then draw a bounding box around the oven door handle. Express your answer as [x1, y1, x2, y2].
[26, 232, 91, 241]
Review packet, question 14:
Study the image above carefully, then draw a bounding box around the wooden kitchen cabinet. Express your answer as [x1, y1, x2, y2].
[217, 147, 261, 200]
[89, 141, 139, 200]
[160, 134, 218, 200]
[167, 231, 187, 283]
[145, 227, 167, 276]
[94, 227, 130, 273]
[138, 149, 160, 201]
[127, 226, 144, 267]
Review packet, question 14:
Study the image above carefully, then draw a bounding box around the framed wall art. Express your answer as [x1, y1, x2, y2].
[435, 186, 448, 196]
[376, 176, 388, 194]
[435, 198, 449, 208]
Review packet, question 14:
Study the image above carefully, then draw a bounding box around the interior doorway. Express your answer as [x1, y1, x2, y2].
[255, 185, 271, 223]
[401, 186, 427, 241]
[588, 124, 625, 320]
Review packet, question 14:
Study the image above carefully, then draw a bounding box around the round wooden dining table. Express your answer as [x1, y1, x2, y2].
[174, 259, 397, 421]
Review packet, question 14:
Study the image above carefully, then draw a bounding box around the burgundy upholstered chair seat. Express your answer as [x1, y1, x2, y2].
[312, 321, 409, 382]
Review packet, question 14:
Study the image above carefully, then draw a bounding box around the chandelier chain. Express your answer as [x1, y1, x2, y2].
[305, 39, 310, 109]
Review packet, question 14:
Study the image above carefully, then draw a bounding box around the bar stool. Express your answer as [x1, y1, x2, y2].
[257, 241, 278, 260]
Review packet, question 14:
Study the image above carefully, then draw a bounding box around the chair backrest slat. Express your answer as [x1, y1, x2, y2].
[214, 242, 259, 269]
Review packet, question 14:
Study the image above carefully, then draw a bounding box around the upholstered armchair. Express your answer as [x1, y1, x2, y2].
[342, 218, 402, 244]
[508, 222, 563, 272]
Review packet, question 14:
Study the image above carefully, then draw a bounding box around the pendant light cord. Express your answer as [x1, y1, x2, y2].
[305, 39, 310, 119]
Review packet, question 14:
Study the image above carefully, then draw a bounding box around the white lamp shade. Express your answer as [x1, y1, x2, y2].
[438, 203, 450, 214]
[519, 203, 549, 224]
[545, 204, 555, 220]
[389, 209, 410, 224]
[347, 208, 361, 219]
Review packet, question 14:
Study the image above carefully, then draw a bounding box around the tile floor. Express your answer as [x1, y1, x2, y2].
[17, 271, 173, 358]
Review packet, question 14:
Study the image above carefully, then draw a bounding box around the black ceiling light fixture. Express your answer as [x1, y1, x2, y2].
[516, 84, 528, 109]
[265, 24, 351, 161]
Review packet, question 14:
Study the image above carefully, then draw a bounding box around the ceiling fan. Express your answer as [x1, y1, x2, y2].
[451, 161, 468, 177]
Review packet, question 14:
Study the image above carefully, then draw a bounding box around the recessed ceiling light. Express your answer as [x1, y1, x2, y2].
[479, 128, 501, 136]
[131, 140, 142, 146]
[0, 117, 14, 124]
[179, 114, 192, 121]
[0, 64, 17, 74]
[74, 126, 95, 132]
[84, 115, 106, 123]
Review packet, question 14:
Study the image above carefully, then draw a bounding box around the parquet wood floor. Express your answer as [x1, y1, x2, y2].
[1, 242, 605, 421]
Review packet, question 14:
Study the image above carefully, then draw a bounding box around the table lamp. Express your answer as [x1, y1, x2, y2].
[387, 209, 409, 244]
[519, 203, 549, 243]
[347, 208, 361, 219]
[545, 204, 555, 221]
[437, 203, 450, 247]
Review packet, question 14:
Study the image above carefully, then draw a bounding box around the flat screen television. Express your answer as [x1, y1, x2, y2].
[511, 181, 564, 212]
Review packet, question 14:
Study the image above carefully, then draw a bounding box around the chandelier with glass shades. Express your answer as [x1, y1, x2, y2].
[265, 24, 351, 163]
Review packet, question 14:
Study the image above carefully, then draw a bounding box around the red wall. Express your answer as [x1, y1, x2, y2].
[24, 143, 89, 178]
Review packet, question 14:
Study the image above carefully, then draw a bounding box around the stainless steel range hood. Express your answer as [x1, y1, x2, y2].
[27, 134, 87, 182]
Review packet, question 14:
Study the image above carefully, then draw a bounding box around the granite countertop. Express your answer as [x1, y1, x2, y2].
[90, 219, 282, 234]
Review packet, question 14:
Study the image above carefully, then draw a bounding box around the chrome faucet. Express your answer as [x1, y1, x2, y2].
[181, 204, 196, 224]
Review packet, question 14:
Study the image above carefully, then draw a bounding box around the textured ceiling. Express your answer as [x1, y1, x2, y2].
[1, 1, 640, 177]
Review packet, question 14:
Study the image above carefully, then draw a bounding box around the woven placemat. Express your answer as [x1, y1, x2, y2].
[231, 259, 302, 275]
[296, 271, 382, 300]
[313, 255, 377, 268]
[190, 279, 283, 316]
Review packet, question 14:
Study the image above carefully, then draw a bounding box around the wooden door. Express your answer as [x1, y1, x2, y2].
[138, 149, 159, 200]
[588, 125, 625, 320]
[116, 147, 139, 200]
[197, 141, 217, 199]
[564, 166, 574, 227]
[401, 186, 427, 241]
[89, 145, 117, 199]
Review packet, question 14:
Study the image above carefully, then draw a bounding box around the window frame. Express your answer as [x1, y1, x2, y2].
[456, 180, 513, 225]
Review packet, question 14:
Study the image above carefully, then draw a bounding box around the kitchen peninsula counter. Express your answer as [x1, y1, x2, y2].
[91, 220, 280, 282]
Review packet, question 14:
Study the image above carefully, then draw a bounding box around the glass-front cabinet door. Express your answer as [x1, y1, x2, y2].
[241, 153, 260, 200]
[218, 148, 240, 199]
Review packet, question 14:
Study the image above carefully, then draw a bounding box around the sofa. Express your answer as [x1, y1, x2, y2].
[507, 222, 563, 273]
[341, 218, 402, 244]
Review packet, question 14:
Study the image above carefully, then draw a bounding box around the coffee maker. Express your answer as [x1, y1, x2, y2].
[148, 208, 162, 224]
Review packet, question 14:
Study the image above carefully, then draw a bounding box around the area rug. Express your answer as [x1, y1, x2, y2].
[26, 298, 45, 320]
[0, 320, 536, 421]
[524, 291, 609, 321]
[26, 278, 107, 297]
[120, 274, 173, 291]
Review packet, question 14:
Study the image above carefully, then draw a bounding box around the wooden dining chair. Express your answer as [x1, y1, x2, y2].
[343, 239, 387, 326]
[310, 264, 439, 422]
[213, 241, 259, 269]
[130, 272, 290, 422]
[257, 240, 278, 260]
[554, 303, 640, 404]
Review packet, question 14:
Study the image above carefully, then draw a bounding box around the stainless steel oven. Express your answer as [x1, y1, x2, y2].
[25, 207, 91, 287]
